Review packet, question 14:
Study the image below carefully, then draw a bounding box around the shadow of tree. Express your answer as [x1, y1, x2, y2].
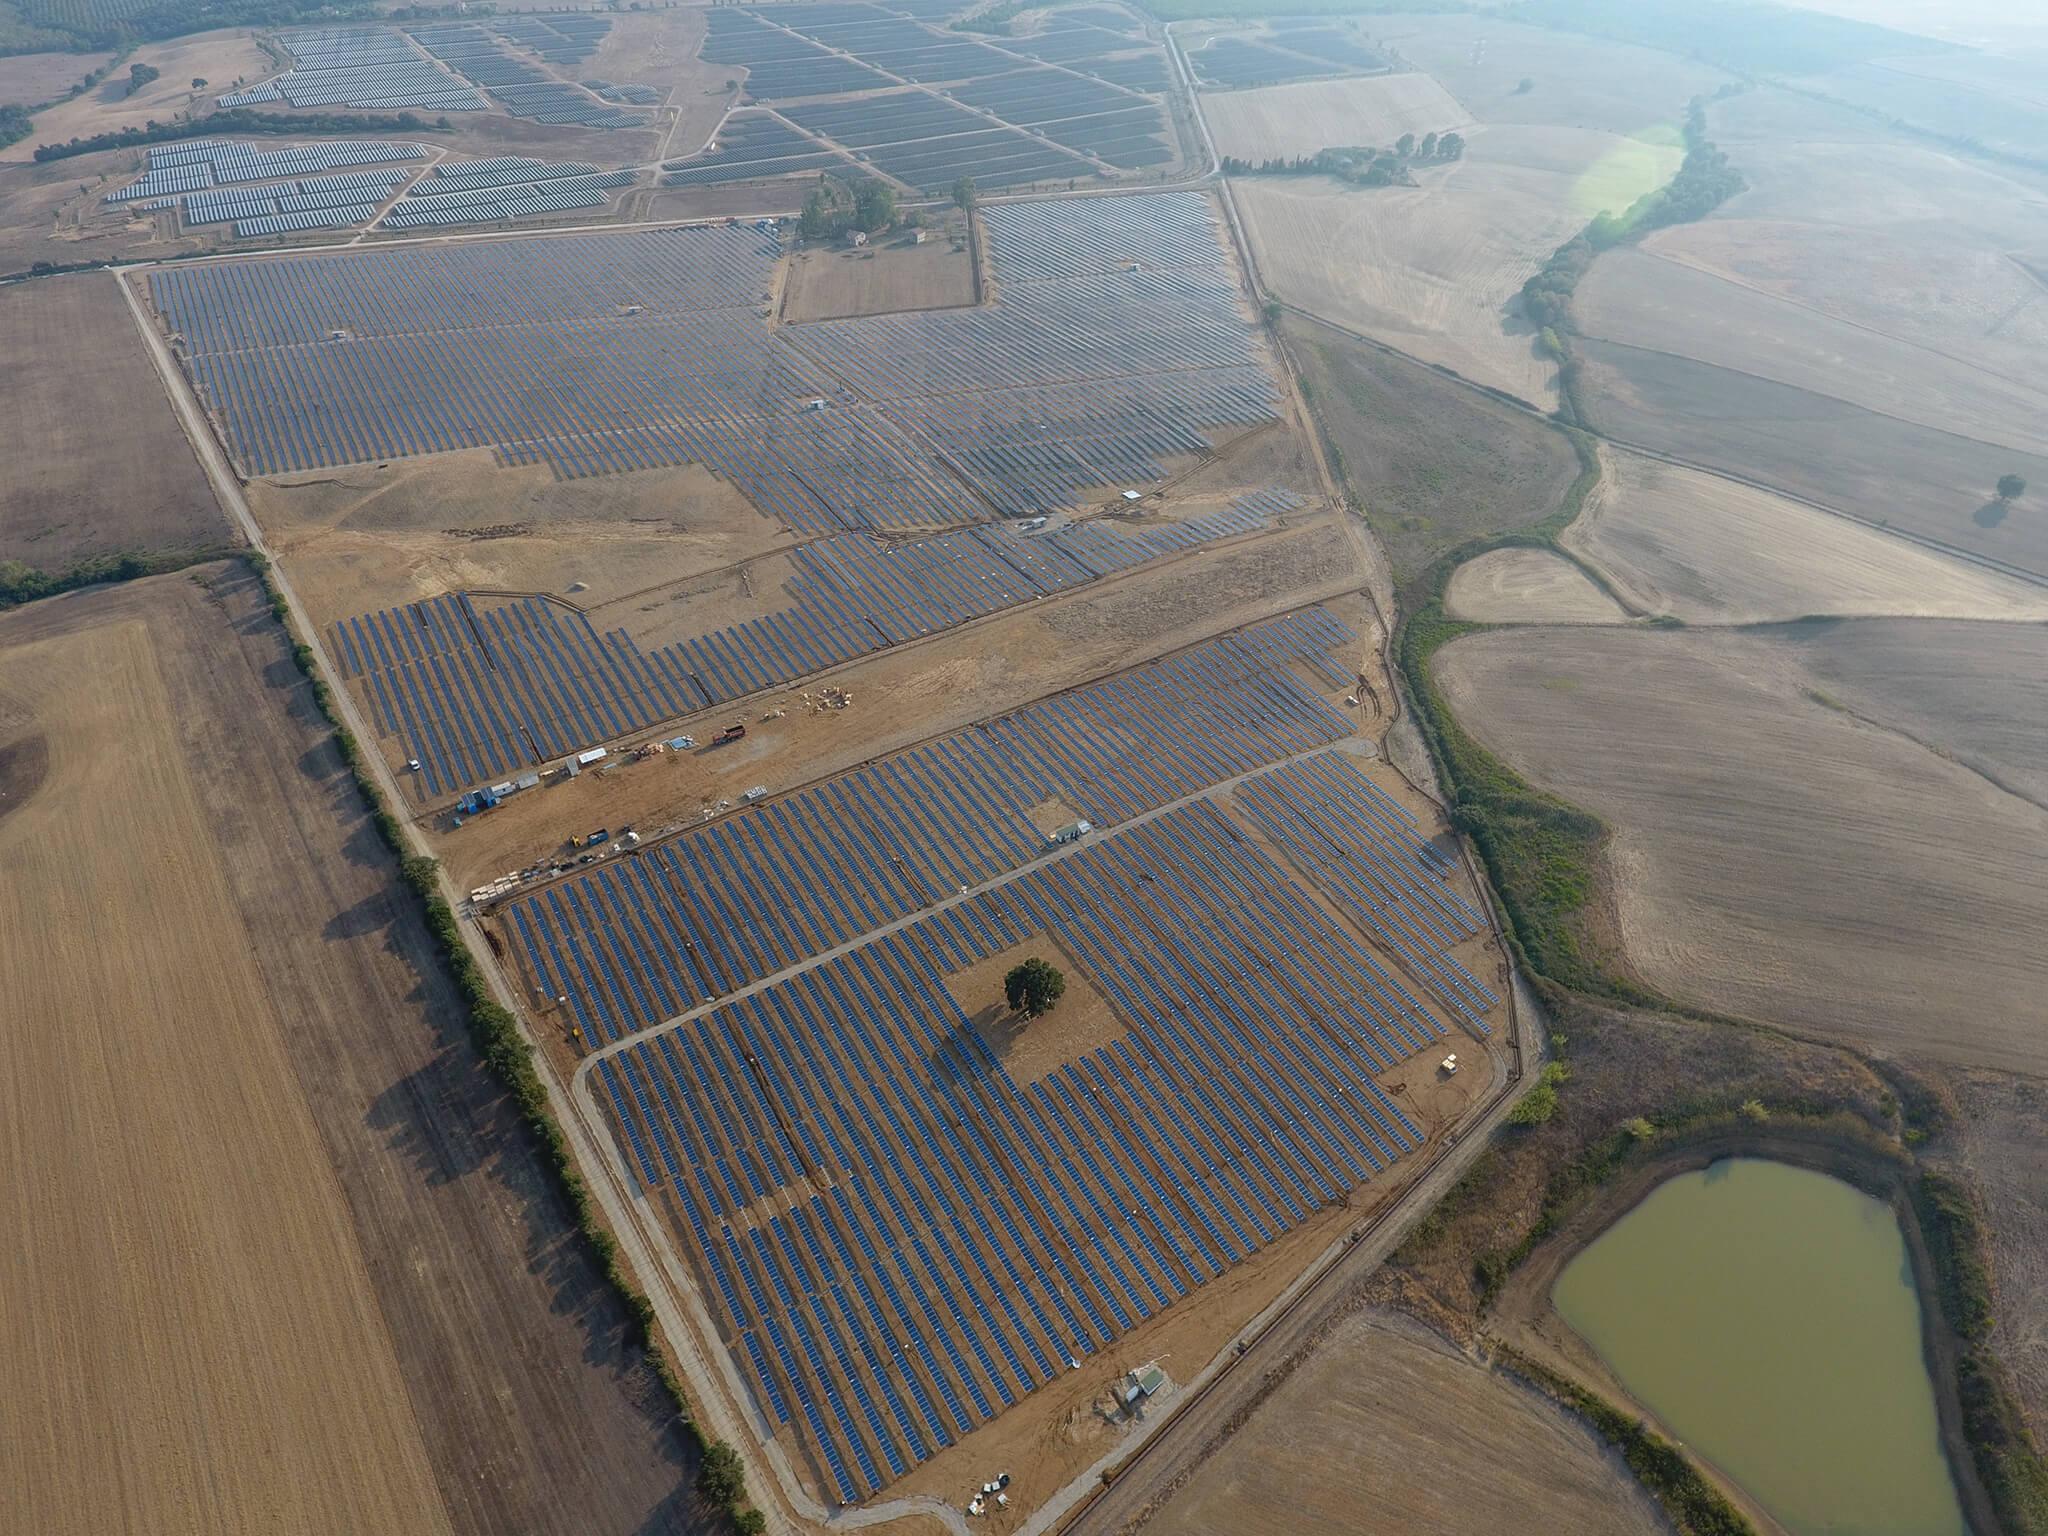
[1974, 499, 2012, 529]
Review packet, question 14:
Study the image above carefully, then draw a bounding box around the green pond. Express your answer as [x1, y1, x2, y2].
[1552, 1157, 1966, 1536]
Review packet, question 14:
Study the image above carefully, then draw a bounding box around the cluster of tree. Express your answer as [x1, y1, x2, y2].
[126, 61, 161, 94]
[952, 174, 976, 210]
[0, 104, 31, 152]
[949, 1, 1025, 34]
[1221, 129, 1465, 186]
[34, 107, 442, 161]
[0, 550, 225, 611]
[797, 175, 897, 240]
[1521, 98, 1742, 340]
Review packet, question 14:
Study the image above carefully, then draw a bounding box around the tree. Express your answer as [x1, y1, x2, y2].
[1418, 130, 1438, 159]
[1438, 130, 1465, 160]
[798, 184, 839, 240]
[852, 177, 895, 233]
[1394, 131, 1415, 157]
[952, 174, 976, 210]
[698, 1441, 747, 1505]
[127, 62, 161, 95]
[1997, 473, 2027, 503]
[1004, 957, 1065, 1018]
[1515, 76, 1534, 94]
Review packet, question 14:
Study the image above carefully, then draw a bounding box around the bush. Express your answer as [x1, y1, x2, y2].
[699, 1441, 747, 1505]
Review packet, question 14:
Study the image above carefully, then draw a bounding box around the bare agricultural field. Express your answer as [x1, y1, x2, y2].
[0, 272, 226, 568]
[0, 49, 108, 105]
[0, 593, 449, 1535]
[0, 568, 707, 1534]
[1201, 72, 1471, 162]
[1443, 546, 1625, 623]
[1573, 336, 2048, 582]
[1563, 444, 2048, 624]
[2, 30, 275, 161]
[781, 230, 975, 322]
[1153, 1308, 1668, 1536]
[1575, 246, 2048, 458]
[1364, 12, 1733, 134]
[1235, 122, 1672, 408]
[1285, 314, 1579, 585]
[1434, 624, 2048, 1074]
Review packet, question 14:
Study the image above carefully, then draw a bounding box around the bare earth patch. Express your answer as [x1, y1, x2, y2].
[1444, 546, 1625, 624]
[781, 230, 975, 323]
[1201, 73, 1472, 162]
[948, 934, 1127, 1088]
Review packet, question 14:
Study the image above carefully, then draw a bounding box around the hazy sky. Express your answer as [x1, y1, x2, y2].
[1780, 0, 2048, 51]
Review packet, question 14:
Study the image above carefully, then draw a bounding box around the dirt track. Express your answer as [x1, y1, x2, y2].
[0, 570, 712, 1535]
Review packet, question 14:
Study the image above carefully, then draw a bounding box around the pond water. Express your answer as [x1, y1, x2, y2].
[1552, 1156, 1966, 1536]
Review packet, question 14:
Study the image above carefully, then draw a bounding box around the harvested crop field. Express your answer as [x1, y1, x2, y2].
[1575, 246, 2048, 459]
[1285, 314, 1579, 583]
[781, 230, 974, 322]
[0, 586, 447, 1535]
[1443, 546, 1624, 624]
[1563, 444, 2048, 625]
[1153, 1308, 1666, 1536]
[1573, 336, 2048, 582]
[1, 30, 274, 160]
[1234, 123, 1673, 407]
[0, 569, 706, 1535]
[1433, 624, 2048, 1074]
[0, 272, 226, 568]
[1201, 72, 1471, 162]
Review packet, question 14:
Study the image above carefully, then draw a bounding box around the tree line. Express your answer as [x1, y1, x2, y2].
[34, 106, 445, 161]
[798, 175, 898, 240]
[1222, 129, 1466, 187]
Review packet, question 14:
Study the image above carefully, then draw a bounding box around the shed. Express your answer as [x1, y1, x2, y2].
[576, 746, 609, 766]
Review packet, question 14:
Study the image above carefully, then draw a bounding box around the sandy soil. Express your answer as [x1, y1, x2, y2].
[0, 567, 710, 1533]
[0, 50, 108, 106]
[1576, 246, 2048, 459]
[0, 272, 227, 567]
[1152, 1308, 1669, 1536]
[1563, 443, 2048, 625]
[3, 30, 274, 161]
[1443, 546, 1626, 624]
[1433, 625, 2048, 1075]
[1943, 1071, 2048, 1438]
[0, 602, 450, 1535]
[781, 230, 975, 323]
[1201, 73, 1472, 162]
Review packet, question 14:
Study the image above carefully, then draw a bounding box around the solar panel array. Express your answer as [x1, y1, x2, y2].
[660, 112, 866, 190]
[1191, 36, 1345, 89]
[106, 140, 425, 204]
[382, 161, 637, 228]
[329, 488, 1297, 796]
[177, 169, 410, 231]
[496, 13, 611, 65]
[410, 21, 645, 128]
[784, 91, 1098, 193]
[216, 27, 486, 111]
[701, 10, 896, 102]
[151, 192, 1280, 532]
[498, 609, 1479, 1500]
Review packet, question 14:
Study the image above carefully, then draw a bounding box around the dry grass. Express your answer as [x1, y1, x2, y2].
[781, 229, 974, 323]
[0, 608, 451, 1535]
[1433, 624, 2048, 1074]
[0, 50, 108, 106]
[0, 272, 226, 567]
[1576, 246, 2048, 458]
[1152, 1307, 1668, 1536]
[1443, 546, 1625, 624]
[1, 30, 275, 162]
[1563, 443, 2048, 625]
[1202, 72, 1472, 162]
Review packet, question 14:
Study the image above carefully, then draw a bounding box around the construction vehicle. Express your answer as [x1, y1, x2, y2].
[714, 722, 748, 745]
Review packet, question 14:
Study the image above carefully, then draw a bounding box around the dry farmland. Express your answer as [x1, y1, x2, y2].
[1433, 624, 2048, 1075]
[781, 230, 976, 322]
[0, 272, 226, 567]
[0, 569, 707, 1535]
[1201, 72, 1472, 162]
[1231, 123, 1675, 407]
[1943, 1071, 2048, 1437]
[1561, 444, 2048, 625]
[1152, 1309, 1667, 1536]
[0, 50, 108, 105]
[1, 30, 275, 161]
[1574, 246, 2048, 459]
[1443, 545, 1625, 624]
[1572, 337, 2048, 582]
